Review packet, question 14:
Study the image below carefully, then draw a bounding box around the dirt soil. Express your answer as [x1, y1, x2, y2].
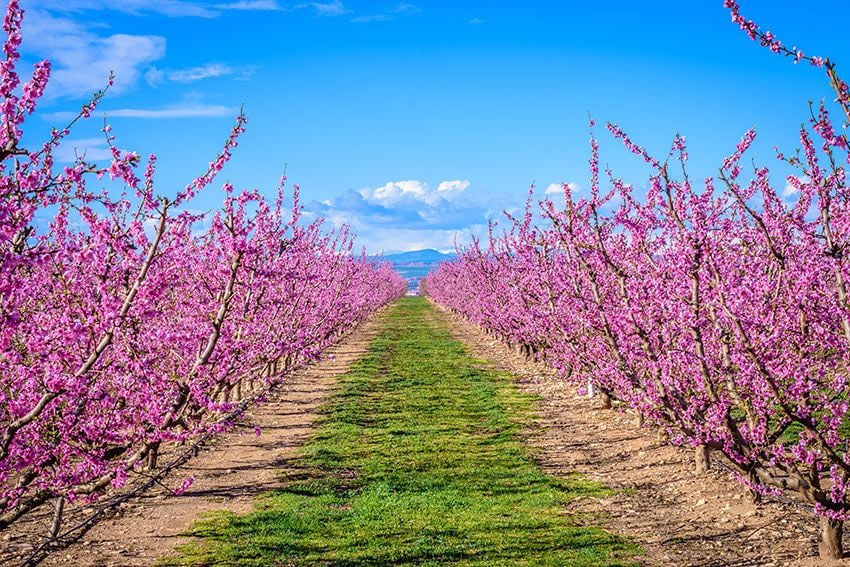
[7, 301, 849, 566]
[1, 313, 384, 567]
[436, 304, 849, 567]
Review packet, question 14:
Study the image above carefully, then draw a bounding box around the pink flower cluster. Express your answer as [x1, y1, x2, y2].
[426, 110, 850, 555]
[724, 0, 850, 129]
[427, 5, 850, 557]
[0, 0, 404, 530]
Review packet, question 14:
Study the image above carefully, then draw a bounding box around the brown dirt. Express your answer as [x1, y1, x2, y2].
[1, 312, 384, 566]
[435, 303, 850, 567]
[7, 300, 849, 566]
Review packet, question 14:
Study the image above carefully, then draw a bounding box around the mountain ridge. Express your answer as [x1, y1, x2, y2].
[376, 249, 456, 264]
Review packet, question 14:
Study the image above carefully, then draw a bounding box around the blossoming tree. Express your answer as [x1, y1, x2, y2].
[0, 0, 405, 538]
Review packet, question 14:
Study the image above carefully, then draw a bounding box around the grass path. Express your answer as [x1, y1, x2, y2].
[167, 297, 637, 566]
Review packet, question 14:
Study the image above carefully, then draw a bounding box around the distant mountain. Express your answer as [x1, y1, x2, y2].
[379, 249, 455, 264]
[374, 249, 455, 295]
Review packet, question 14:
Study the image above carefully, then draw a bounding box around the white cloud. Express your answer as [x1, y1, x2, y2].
[360, 179, 470, 208]
[392, 3, 420, 15]
[544, 181, 580, 195]
[362, 180, 428, 206]
[306, 178, 521, 254]
[783, 175, 809, 198]
[214, 1, 282, 10]
[21, 2, 276, 99]
[104, 104, 238, 118]
[351, 14, 391, 23]
[23, 10, 166, 99]
[350, 2, 419, 23]
[167, 63, 235, 82]
[30, 0, 218, 18]
[437, 179, 470, 193]
[468, 17, 484, 25]
[43, 103, 239, 121]
[53, 137, 114, 162]
[29, 0, 283, 17]
[295, 1, 349, 16]
[144, 67, 166, 86]
[53, 34, 166, 97]
[145, 64, 258, 86]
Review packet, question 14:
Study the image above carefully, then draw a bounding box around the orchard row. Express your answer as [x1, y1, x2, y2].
[0, 0, 405, 539]
[425, 2, 850, 559]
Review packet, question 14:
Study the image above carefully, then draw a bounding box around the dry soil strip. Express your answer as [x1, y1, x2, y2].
[435, 304, 846, 567]
[27, 313, 386, 566]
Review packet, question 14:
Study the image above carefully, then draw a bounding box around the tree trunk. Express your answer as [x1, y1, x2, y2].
[635, 412, 645, 428]
[745, 488, 762, 505]
[745, 469, 762, 504]
[49, 496, 64, 538]
[694, 444, 710, 474]
[819, 516, 844, 560]
[147, 442, 160, 470]
[598, 391, 612, 410]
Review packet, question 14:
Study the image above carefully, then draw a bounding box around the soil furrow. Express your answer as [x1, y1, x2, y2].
[26, 315, 386, 566]
[436, 303, 841, 567]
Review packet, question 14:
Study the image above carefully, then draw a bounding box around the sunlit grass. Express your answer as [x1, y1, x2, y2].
[165, 297, 638, 566]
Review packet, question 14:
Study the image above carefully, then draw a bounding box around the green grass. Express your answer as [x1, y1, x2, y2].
[165, 297, 638, 566]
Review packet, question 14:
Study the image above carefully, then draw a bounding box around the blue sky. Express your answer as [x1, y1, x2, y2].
[22, 0, 850, 253]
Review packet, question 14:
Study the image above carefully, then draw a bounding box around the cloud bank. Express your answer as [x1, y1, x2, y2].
[305, 179, 522, 253]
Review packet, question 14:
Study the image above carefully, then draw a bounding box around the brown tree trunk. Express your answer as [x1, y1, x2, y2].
[819, 516, 844, 560]
[745, 488, 762, 505]
[694, 444, 710, 474]
[598, 391, 612, 410]
[635, 412, 645, 428]
[745, 469, 762, 504]
[147, 442, 160, 470]
[49, 496, 64, 538]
